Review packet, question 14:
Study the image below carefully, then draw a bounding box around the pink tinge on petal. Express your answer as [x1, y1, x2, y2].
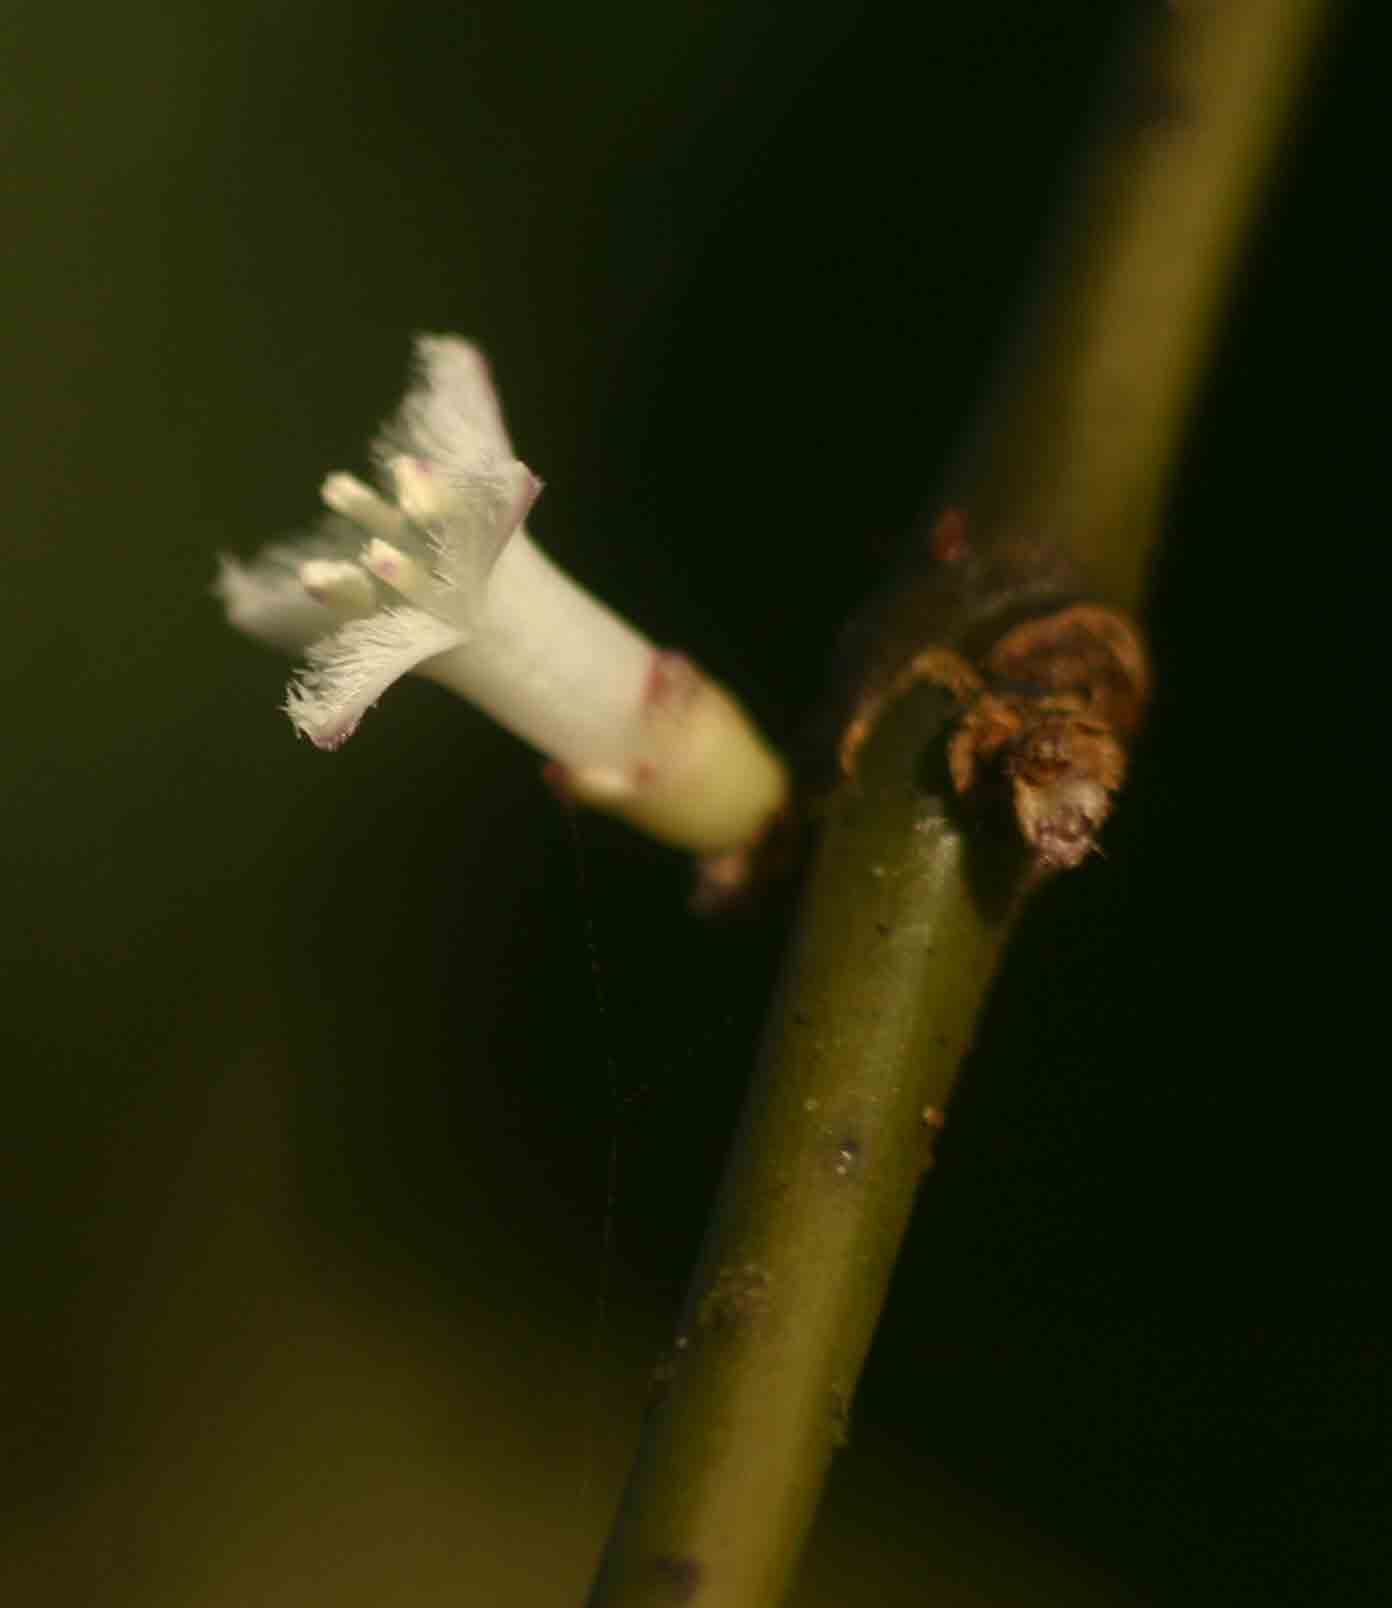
[309, 719, 360, 753]
[501, 465, 543, 542]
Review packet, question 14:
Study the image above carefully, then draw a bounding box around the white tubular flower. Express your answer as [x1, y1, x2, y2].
[217, 334, 789, 855]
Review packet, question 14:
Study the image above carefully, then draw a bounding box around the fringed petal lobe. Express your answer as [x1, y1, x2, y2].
[377, 334, 515, 464]
[427, 457, 542, 605]
[285, 606, 465, 750]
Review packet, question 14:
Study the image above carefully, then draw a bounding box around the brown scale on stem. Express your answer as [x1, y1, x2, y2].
[697, 1261, 773, 1336]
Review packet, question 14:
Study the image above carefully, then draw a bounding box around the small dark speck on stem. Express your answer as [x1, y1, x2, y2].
[651, 1554, 705, 1601]
[830, 1387, 852, 1449]
[698, 1263, 772, 1334]
[919, 1106, 947, 1172]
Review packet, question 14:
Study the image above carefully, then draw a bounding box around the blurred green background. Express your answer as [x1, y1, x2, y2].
[4, 2, 1379, 1604]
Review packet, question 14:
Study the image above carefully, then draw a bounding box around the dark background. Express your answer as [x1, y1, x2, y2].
[4, 3, 1379, 1604]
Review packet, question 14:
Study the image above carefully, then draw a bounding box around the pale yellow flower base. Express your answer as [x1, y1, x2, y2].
[556, 671, 789, 856]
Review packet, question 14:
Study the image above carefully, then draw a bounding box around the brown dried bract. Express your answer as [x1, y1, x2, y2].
[1005, 702, 1127, 871]
[838, 647, 985, 779]
[946, 690, 1018, 794]
[948, 691, 1127, 869]
[985, 603, 1149, 738]
[842, 597, 1149, 874]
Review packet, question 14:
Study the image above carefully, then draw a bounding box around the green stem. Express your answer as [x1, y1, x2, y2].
[591, 684, 1016, 1607]
[959, 0, 1336, 605]
[587, 4, 1336, 1604]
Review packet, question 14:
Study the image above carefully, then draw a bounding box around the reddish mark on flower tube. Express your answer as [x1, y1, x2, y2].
[643, 650, 700, 713]
[651, 1555, 705, 1601]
